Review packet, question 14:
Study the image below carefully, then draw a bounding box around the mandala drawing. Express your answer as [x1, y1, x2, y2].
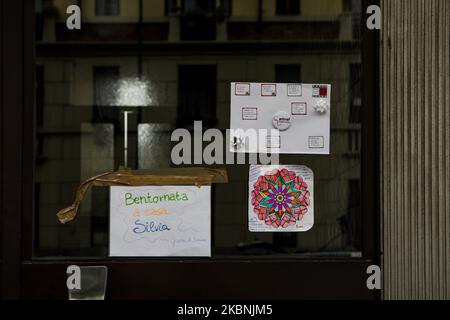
[251, 168, 310, 229]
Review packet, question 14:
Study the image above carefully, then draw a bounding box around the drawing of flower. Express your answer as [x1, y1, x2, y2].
[251, 168, 310, 229]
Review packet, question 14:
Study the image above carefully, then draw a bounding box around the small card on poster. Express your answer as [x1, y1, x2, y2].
[287, 83, 302, 96]
[291, 102, 307, 115]
[230, 82, 331, 154]
[109, 185, 211, 257]
[242, 107, 258, 120]
[261, 83, 277, 96]
[235, 82, 250, 96]
[249, 165, 314, 232]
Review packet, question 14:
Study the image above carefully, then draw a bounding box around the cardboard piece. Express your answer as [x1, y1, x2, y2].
[56, 167, 227, 224]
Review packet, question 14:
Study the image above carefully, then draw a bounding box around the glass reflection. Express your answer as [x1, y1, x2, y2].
[116, 77, 153, 107]
[35, 0, 363, 258]
[138, 123, 172, 169]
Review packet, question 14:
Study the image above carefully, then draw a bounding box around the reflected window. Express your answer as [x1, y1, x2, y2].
[36, 65, 44, 129]
[180, 0, 216, 40]
[349, 64, 362, 123]
[177, 65, 217, 127]
[346, 179, 361, 250]
[348, 129, 360, 153]
[219, 0, 232, 17]
[351, 0, 361, 39]
[165, 0, 177, 16]
[276, 0, 300, 15]
[93, 66, 119, 123]
[275, 65, 301, 83]
[95, 0, 120, 16]
[183, 0, 215, 13]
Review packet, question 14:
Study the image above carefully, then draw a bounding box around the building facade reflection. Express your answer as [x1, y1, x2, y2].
[35, 0, 362, 257]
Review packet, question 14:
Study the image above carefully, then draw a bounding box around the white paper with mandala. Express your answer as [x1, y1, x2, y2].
[249, 165, 314, 232]
[109, 185, 211, 257]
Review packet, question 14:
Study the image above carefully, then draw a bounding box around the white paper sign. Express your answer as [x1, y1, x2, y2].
[249, 165, 314, 232]
[230, 82, 331, 154]
[109, 185, 211, 257]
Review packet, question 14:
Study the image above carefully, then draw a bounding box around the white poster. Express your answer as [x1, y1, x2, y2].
[230, 82, 331, 154]
[109, 185, 211, 257]
[249, 165, 314, 232]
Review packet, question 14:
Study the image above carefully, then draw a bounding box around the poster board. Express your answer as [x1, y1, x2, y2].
[109, 185, 211, 257]
[230, 82, 331, 154]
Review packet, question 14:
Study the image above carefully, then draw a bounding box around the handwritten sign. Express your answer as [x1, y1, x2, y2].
[109, 186, 211, 257]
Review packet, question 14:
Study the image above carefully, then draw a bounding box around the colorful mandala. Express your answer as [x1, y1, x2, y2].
[251, 168, 310, 229]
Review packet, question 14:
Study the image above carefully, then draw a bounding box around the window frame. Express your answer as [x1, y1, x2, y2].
[0, 0, 380, 299]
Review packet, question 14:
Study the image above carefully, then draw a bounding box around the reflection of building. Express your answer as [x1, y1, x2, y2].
[35, 0, 362, 256]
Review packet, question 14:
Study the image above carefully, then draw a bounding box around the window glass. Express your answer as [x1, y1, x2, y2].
[34, 0, 362, 258]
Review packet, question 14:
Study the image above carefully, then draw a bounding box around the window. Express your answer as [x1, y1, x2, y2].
[177, 65, 217, 127]
[348, 179, 361, 209]
[15, 0, 378, 299]
[351, 0, 361, 39]
[165, 0, 176, 16]
[36, 66, 44, 129]
[343, 0, 352, 12]
[182, 0, 215, 14]
[95, 0, 120, 16]
[93, 66, 119, 123]
[219, 0, 232, 17]
[275, 64, 301, 83]
[346, 179, 361, 250]
[35, 0, 44, 41]
[349, 64, 362, 123]
[180, 0, 216, 40]
[35, 65, 45, 165]
[347, 129, 361, 153]
[276, 0, 300, 15]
